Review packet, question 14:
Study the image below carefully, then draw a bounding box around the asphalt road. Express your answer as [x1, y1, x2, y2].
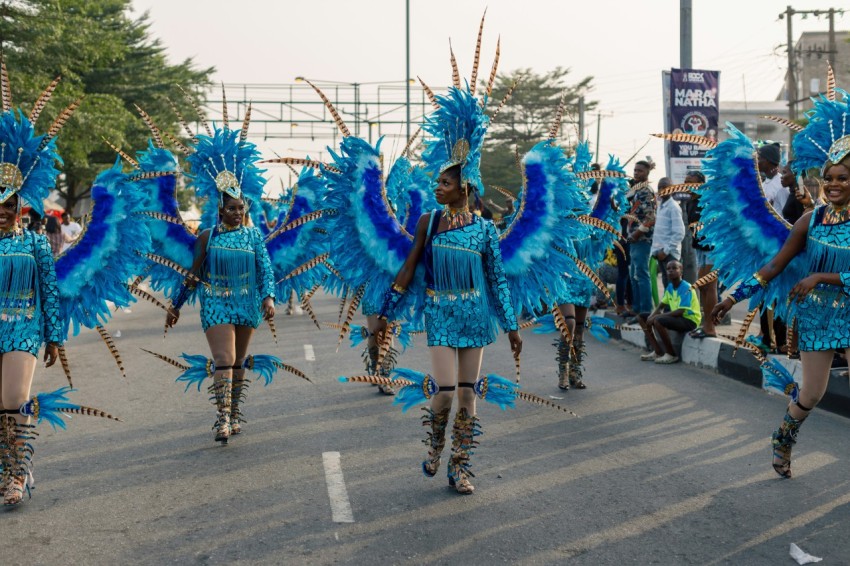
[3, 293, 850, 565]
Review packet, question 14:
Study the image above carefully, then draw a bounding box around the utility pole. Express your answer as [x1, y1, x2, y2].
[405, 0, 411, 144]
[828, 8, 837, 70]
[578, 96, 585, 141]
[785, 5, 796, 129]
[680, 0, 692, 68]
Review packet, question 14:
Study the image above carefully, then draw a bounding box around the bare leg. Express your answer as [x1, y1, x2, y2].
[0, 352, 38, 504]
[654, 322, 675, 356]
[205, 325, 236, 443]
[229, 325, 255, 435]
[456, 347, 483, 414]
[421, 346, 458, 477]
[698, 264, 717, 335]
[638, 314, 662, 355]
[771, 350, 834, 477]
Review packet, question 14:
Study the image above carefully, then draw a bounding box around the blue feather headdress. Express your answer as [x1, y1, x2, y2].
[0, 65, 74, 216]
[421, 87, 489, 192]
[793, 86, 850, 174]
[186, 126, 265, 228]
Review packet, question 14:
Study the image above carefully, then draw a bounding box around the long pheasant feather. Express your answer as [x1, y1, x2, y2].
[261, 156, 340, 174]
[826, 61, 836, 102]
[266, 317, 278, 344]
[758, 115, 804, 132]
[575, 170, 630, 181]
[570, 255, 612, 302]
[59, 406, 122, 422]
[733, 307, 760, 355]
[551, 305, 573, 343]
[127, 170, 179, 182]
[220, 83, 229, 129]
[577, 215, 620, 238]
[337, 287, 348, 325]
[58, 345, 72, 387]
[516, 391, 577, 416]
[449, 39, 461, 88]
[134, 104, 164, 148]
[301, 294, 321, 330]
[140, 348, 189, 370]
[29, 75, 61, 124]
[548, 92, 567, 141]
[140, 252, 205, 286]
[38, 97, 83, 150]
[469, 9, 486, 96]
[651, 132, 717, 148]
[339, 375, 415, 387]
[490, 79, 518, 123]
[96, 325, 126, 378]
[486, 36, 500, 96]
[305, 79, 350, 137]
[337, 284, 365, 350]
[322, 260, 343, 280]
[240, 101, 252, 142]
[161, 130, 192, 156]
[401, 127, 422, 158]
[277, 252, 330, 283]
[101, 137, 139, 169]
[272, 361, 312, 383]
[692, 270, 718, 289]
[167, 97, 197, 141]
[264, 209, 329, 243]
[136, 210, 185, 226]
[0, 60, 11, 112]
[125, 283, 169, 312]
[178, 84, 213, 137]
[657, 182, 701, 199]
[418, 77, 440, 109]
[490, 185, 515, 201]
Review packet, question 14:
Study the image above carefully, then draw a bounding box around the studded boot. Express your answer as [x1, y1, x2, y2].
[209, 370, 232, 444]
[568, 339, 587, 389]
[555, 338, 570, 390]
[3, 417, 37, 506]
[772, 406, 809, 478]
[421, 407, 450, 477]
[447, 408, 481, 495]
[230, 366, 249, 436]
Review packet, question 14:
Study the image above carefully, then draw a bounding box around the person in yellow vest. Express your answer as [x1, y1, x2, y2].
[637, 260, 701, 364]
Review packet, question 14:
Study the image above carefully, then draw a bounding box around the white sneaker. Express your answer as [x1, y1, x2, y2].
[293, 305, 304, 316]
[640, 351, 658, 361]
[654, 353, 679, 364]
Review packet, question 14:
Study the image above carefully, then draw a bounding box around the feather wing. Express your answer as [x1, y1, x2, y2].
[698, 124, 807, 317]
[55, 160, 152, 336]
[498, 140, 589, 313]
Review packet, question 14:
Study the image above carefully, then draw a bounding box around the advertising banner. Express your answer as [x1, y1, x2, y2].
[663, 68, 720, 182]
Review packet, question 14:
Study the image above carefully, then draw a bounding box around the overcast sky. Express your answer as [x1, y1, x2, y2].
[131, 0, 846, 179]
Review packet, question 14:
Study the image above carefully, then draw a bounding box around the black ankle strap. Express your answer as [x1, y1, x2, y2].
[457, 382, 474, 389]
[439, 386, 456, 392]
[563, 314, 576, 320]
[795, 401, 813, 412]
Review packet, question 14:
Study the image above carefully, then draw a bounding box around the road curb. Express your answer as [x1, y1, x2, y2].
[599, 317, 850, 419]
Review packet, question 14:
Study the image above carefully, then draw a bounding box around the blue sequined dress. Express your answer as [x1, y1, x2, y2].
[796, 205, 850, 351]
[199, 225, 275, 331]
[422, 214, 518, 348]
[556, 237, 595, 308]
[0, 229, 63, 355]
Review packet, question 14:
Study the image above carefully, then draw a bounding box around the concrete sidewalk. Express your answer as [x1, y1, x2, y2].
[598, 311, 850, 419]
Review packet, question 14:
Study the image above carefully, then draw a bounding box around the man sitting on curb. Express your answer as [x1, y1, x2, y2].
[638, 260, 701, 364]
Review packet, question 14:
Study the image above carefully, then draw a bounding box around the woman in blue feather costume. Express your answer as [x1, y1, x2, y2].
[375, 75, 523, 493]
[712, 86, 850, 479]
[166, 127, 276, 445]
[0, 67, 76, 505]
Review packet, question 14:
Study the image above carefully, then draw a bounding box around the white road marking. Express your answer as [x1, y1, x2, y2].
[304, 344, 315, 361]
[322, 452, 354, 523]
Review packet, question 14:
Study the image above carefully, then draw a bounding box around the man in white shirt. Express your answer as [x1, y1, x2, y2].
[60, 211, 82, 252]
[651, 178, 686, 289]
[758, 142, 786, 213]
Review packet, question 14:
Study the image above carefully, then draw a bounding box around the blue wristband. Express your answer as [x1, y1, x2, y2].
[378, 284, 406, 321]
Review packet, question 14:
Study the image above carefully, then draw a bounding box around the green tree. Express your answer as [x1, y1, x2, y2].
[481, 67, 595, 203]
[0, 0, 213, 213]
